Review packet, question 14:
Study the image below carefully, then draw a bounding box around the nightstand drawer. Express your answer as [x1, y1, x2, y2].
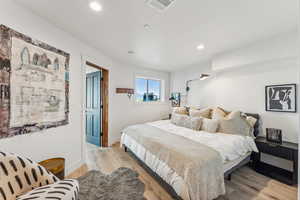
[256, 142, 293, 160]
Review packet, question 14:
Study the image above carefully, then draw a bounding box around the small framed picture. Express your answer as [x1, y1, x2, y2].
[266, 128, 282, 144]
[169, 93, 181, 107]
[265, 84, 297, 113]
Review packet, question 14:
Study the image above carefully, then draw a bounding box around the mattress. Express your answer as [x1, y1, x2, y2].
[223, 152, 251, 172]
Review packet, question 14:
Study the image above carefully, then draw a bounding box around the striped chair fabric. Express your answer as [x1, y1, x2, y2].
[0, 151, 79, 200]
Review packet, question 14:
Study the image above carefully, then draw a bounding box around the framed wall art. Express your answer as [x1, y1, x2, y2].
[265, 84, 297, 113]
[266, 128, 282, 144]
[169, 92, 181, 107]
[0, 25, 70, 139]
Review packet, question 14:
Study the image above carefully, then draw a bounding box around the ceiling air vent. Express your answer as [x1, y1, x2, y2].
[146, 0, 176, 12]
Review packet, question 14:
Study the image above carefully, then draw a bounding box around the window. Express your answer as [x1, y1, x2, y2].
[135, 77, 161, 102]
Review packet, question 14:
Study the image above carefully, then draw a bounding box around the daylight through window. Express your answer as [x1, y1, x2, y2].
[135, 78, 161, 102]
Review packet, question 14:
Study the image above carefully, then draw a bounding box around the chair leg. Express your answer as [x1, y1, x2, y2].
[124, 146, 128, 152]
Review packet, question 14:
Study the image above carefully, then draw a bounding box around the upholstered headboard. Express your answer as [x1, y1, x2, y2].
[245, 113, 260, 137]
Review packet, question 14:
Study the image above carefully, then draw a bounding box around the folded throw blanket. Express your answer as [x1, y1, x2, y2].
[122, 124, 225, 200]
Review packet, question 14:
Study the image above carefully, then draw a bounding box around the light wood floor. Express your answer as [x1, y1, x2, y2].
[69, 145, 297, 200]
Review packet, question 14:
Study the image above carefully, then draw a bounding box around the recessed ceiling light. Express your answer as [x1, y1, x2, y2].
[197, 44, 205, 50]
[128, 50, 135, 54]
[89, 1, 102, 12]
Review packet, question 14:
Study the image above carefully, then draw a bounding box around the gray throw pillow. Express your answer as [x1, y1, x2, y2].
[218, 111, 254, 138]
[171, 114, 202, 131]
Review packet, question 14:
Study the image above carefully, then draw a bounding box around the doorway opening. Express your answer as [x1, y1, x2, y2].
[85, 61, 108, 147]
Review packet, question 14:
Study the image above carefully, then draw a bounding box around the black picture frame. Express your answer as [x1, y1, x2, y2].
[266, 128, 282, 144]
[265, 84, 297, 113]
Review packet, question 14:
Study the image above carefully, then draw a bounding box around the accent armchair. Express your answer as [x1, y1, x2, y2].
[0, 151, 79, 200]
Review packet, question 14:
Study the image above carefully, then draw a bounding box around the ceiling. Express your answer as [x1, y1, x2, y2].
[14, 0, 298, 71]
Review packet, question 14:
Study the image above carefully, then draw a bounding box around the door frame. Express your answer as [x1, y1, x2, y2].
[86, 61, 109, 147]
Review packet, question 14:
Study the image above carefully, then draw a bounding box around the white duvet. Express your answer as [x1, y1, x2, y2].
[148, 120, 258, 163]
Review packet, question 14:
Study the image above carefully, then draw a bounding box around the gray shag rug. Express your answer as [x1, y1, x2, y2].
[77, 168, 146, 200]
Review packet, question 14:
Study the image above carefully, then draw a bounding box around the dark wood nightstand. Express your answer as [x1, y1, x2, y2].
[252, 136, 298, 185]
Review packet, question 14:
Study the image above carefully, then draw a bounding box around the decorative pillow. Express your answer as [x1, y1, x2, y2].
[188, 106, 201, 110]
[189, 107, 212, 119]
[245, 116, 257, 128]
[211, 107, 228, 120]
[218, 111, 254, 138]
[183, 117, 203, 131]
[172, 107, 188, 115]
[17, 179, 79, 200]
[201, 118, 219, 133]
[171, 113, 189, 126]
[0, 151, 58, 200]
[171, 114, 202, 130]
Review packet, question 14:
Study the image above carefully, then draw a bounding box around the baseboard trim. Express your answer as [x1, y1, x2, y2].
[66, 159, 85, 175]
[112, 141, 120, 147]
[66, 163, 88, 179]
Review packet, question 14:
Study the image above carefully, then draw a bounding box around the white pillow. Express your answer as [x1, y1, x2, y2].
[171, 113, 189, 126]
[211, 107, 227, 120]
[189, 107, 212, 119]
[201, 118, 219, 133]
[172, 107, 188, 115]
[171, 114, 203, 130]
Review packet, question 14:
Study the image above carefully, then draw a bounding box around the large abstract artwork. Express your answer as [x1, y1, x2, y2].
[265, 84, 297, 113]
[0, 25, 69, 139]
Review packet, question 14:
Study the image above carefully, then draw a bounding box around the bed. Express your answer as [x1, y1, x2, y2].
[121, 113, 260, 200]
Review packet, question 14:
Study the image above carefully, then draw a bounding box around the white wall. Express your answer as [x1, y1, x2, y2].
[108, 63, 170, 143]
[170, 61, 215, 107]
[212, 31, 298, 71]
[0, 0, 170, 174]
[215, 59, 298, 142]
[171, 31, 299, 171]
[171, 31, 299, 143]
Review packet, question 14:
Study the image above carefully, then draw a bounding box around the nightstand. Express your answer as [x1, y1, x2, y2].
[252, 136, 298, 185]
[39, 158, 65, 180]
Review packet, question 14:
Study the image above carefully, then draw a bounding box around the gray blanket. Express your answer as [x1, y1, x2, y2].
[122, 124, 225, 200]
